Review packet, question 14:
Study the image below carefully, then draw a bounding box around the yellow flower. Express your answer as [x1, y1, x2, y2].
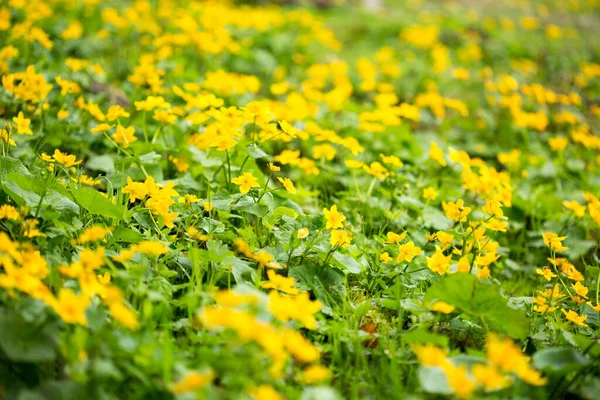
[516, 365, 547, 386]
[187, 227, 209, 242]
[429, 141, 447, 166]
[563, 200, 586, 218]
[0, 204, 20, 220]
[561, 309, 588, 327]
[78, 226, 113, 243]
[413, 344, 449, 367]
[472, 364, 511, 391]
[279, 120, 297, 138]
[345, 160, 365, 169]
[253, 250, 280, 269]
[121, 176, 153, 203]
[452, 68, 470, 80]
[51, 288, 90, 326]
[572, 282, 588, 298]
[380, 154, 403, 168]
[313, 143, 337, 160]
[112, 125, 137, 148]
[108, 302, 139, 330]
[300, 365, 331, 384]
[61, 21, 83, 40]
[425, 232, 438, 242]
[323, 205, 346, 230]
[106, 105, 130, 121]
[231, 172, 260, 194]
[380, 252, 392, 263]
[203, 201, 214, 212]
[385, 231, 406, 244]
[423, 187, 438, 201]
[91, 123, 114, 133]
[12, 112, 33, 135]
[483, 218, 508, 232]
[442, 199, 471, 222]
[270, 294, 322, 330]
[429, 301, 455, 314]
[363, 161, 389, 180]
[57, 110, 69, 119]
[111, 249, 134, 264]
[444, 364, 477, 399]
[250, 385, 282, 400]
[52, 149, 82, 168]
[267, 163, 281, 172]
[170, 370, 214, 394]
[297, 228, 309, 239]
[482, 198, 506, 219]
[80, 247, 105, 270]
[457, 256, 470, 273]
[131, 241, 169, 255]
[330, 230, 351, 247]
[535, 267, 556, 281]
[396, 241, 421, 262]
[262, 270, 299, 295]
[426, 246, 452, 275]
[134, 96, 170, 111]
[542, 232, 568, 252]
[0, 128, 16, 147]
[277, 177, 296, 194]
[548, 136, 568, 151]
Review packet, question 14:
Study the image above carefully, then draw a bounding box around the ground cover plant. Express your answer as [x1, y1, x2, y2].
[1, 0, 600, 398]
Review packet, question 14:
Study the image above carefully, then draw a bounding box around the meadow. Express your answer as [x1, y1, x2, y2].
[1, 0, 600, 398]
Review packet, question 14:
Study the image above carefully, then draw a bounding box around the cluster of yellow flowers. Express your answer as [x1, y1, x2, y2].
[2, 65, 52, 104]
[323, 205, 352, 248]
[122, 176, 180, 228]
[414, 333, 546, 398]
[199, 287, 329, 397]
[1, 0, 600, 396]
[533, 231, 599, 327]
[0, 226, 138, 329]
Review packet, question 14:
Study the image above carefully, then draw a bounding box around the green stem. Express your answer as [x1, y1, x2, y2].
[35, 172, 53, 218]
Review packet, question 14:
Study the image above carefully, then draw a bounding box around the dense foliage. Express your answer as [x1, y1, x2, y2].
[1, 0, 600, 399]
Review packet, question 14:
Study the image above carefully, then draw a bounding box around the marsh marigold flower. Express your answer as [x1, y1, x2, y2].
[170, 370, 214, 394]
[12, 112, 32, 135]
[397, 241, 421, 262]
[323, 205, 346, 230]
[542, 232, 568, 252]
[232, 172, 260, 194]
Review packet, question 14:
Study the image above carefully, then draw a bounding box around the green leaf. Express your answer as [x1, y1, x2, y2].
[231, 257, 256, 284]
[0, 309, 58, 362]
[70, 186, 123, 220]
[417, 367, 452, 395]
[331, 251, 363, 274]
[403, 328, 449, 347]
[246, 144, 269, 159]
[263, 206, 299, 230]
[86, 154, 115, 173]
[533, 348, 590, 372]
[290, 263, 346, 305]
[422, 207, 453, 230]
[562, 331, 600, 358]
[18, 381, 86, 400]
[300, 387, 342, 400]
[139, 151, 161, 164]
[111, 227, 144, 243]
[424, 274, 529, 339]
[564, 236, 596, 259]
[0, 156, 79, 215]
[232, 200, 269, 217]
[206, 240, 231, 263]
